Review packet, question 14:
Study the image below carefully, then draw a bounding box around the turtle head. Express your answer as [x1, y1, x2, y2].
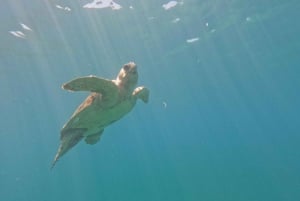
[116, 62, 138, 90]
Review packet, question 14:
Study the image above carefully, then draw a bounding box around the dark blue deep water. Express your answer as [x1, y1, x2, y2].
[1, 0, 300, 200]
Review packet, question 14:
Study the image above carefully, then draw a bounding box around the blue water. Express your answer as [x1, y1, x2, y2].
[1, 0, 300, 200]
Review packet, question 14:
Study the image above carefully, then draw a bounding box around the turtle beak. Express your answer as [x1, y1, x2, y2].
[129, 62, 137, 74]
[129, 62, 136, 69]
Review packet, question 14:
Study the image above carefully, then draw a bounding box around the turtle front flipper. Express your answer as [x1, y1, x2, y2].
[62, 76, 120, 107]
[133, 86, 150, 103]
[85, 130, 104, 145]
[62, 76, 118, 94]
[51, 128, 86, 169]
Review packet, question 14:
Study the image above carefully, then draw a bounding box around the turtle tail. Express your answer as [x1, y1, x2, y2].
[51, 154, 60, 170]
[51, 128, 86, 169]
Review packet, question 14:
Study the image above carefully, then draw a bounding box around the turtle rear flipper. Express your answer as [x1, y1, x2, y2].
[85, 130, 104, 145]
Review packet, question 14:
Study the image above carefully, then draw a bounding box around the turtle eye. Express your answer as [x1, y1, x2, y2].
[123, 65, 130, 71]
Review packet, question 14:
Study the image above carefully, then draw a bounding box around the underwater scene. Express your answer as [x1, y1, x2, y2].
[1, 0, 300, 200]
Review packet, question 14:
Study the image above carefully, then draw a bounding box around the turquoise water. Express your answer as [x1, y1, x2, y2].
[1, 0, 300, 200]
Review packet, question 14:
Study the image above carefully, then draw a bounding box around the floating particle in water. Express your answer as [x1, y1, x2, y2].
[162, 101, 167, 109]
[56, 4, 63, 9]
[172, 18, 180, 23]
[16, 31, 25, 37]
[9, 31, 26, 39]
[186, 37, 199, 43]
[83, 0, 122, 10]
[162, 1, 178, 10]
[20, 23, 33, 31]
[64, 7, 71, 11]
[56, 4, 71, 12]
[210, 29, 216, 33]
[246, 17, 253, 22]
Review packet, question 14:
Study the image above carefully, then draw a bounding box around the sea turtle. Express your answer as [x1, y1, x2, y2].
[51, 62, 149, 168]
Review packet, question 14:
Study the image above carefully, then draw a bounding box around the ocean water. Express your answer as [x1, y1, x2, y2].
[1, 0, 300, 200]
